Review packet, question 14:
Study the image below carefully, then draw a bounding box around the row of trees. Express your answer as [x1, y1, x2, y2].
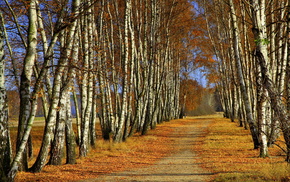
[0, 0, 206, 181]
[198, 0, 290, 161]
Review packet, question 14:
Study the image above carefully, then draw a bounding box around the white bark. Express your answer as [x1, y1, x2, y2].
[80, 0, 94, 156]
[229, 0, 260, 149]
[0, 13, 20, 89]
[257, 64, 269, 157]
[12, 0, 38, 173]
[287, 0, 290, 112]
[250, 0, 290, 162]
[114, 0, 131, 142]
[0, 11, 11, 181]
[31, 0, 80, 171]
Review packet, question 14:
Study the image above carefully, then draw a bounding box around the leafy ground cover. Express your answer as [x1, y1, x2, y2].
[13, 119, 185, 182]
[12, 114, 290, 181]
[193, 115, 290, 182]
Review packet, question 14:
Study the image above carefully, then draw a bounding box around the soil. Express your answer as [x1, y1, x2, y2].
[80, 118, 214, 182]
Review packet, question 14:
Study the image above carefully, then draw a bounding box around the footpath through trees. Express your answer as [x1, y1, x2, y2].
[15, 113, 290, 181]
[80, 117, 214, 182]
[16, 115, 216, 182]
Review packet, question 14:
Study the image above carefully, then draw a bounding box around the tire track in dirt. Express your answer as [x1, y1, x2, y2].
[80, 118, 214, 182]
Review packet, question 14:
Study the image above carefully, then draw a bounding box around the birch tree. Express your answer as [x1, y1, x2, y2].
[228, 0, 260, 149]
[113, 0, 131, 142]
[7, 0, 40, 179]
[1, 0, 195, 178]
[200, 0, 290, 160]
[0, 12, 11, 182]
[250, 0, 290, 162]
[31, 0, 82, 170]
[287, 0, 290, 113]
[16, 0, 38, 171]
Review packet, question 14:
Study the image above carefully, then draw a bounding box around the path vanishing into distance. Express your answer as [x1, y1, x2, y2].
[81, 116, 215, 182]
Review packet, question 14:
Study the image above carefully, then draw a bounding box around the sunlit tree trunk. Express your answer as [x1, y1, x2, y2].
[71, 21, 81, 145]
[0, 13, 11, 182]
[79, 0, 95, 156]
[65, 24, 79, 163]
[250, 0, 290, 162]
[79, 7, 89, 157]
[107, 0, 118, 138]
[229, 53, 238, 123]
[73, 89, 81, 144]
[142, 0, 158, 135]
[49, 89, 67, 165]
[48, 32, 67, 165]
[114, 0, 131, 142]
[65, 93, 76, 164]
[31, 0, 80, 170]
[123, 4, 138, 140]
[86, 4, 95, 149]
[36, 3, 50, 120]
[16, 0, 38, 171]
[97, 7, 112, 140]
[7, 0, 43, 177]
[0, 10, 20, 89]
[287, 0, 290, 113]
[129, 1, 142, 136]
[256, 64, 269, 157]
[31, 46, 66, 172]
[241, 1, 256, 128]
[229, 0, 260, 149]
[96, 0, 112, 141]
[90, 92, 97, 148]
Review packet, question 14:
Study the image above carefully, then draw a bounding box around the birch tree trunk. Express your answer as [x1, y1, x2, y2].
[48, 90, 67, 165]
[80, 0, 94, 156]
[16, 0, 38, 171]
[256, 64, 269, 157]
[0, 11, 20, 89]
[73, 89, 81, 145]
[87, 14, 96, 149]
[2, 0, 188, 178]
[0, 13, 11, 182]
[250, 0, 290, 162]
[30, 47, 67, 172]
[65, 93, 76, 164]
[7, 3, 42, 177]
[31, 0, 80, 171]
[287, 0, 290, 113]
[8, 0, 64, 177]
[97, 4, 112, 140]
[79, 6, 89, 157]
[114, 0, 131, 143]
[229, 0, 260, 149]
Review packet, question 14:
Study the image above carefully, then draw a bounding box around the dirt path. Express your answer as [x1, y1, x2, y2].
[80, 118, 214, 182]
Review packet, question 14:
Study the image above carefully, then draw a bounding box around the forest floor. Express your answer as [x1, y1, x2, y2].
[14, 113, 290, 182]
[80, 116, 214, 182]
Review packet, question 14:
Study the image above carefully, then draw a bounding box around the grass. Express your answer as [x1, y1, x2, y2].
[11, 114, 290, 181]
[13, 118, 181, 182]
[194, 116, 290, 182]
